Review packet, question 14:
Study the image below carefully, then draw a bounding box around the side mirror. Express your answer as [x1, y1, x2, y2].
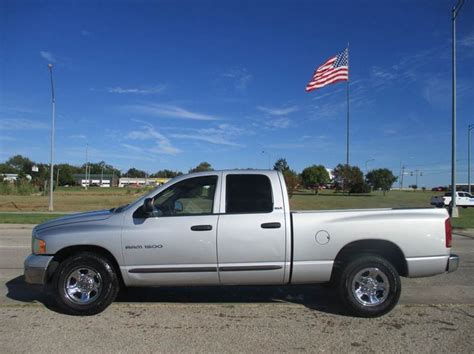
[174, 200, 183, 213]
[142, 198, 154, 214]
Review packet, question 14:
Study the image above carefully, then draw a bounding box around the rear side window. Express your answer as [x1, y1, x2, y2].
[226, 174, 273, 214]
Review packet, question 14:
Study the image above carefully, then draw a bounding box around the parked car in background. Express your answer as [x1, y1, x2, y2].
[431, 191, 474, 208]
[431, 186, 448, 192]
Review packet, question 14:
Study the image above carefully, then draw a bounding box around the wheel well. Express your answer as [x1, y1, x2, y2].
[333, 239, 408, 277]
[48, 245, 125, 287]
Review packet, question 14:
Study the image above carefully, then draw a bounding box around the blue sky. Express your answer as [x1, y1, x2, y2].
[1, 0, 473, 187]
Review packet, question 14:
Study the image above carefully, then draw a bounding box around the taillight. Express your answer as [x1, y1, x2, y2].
[445, 218, 452, 248]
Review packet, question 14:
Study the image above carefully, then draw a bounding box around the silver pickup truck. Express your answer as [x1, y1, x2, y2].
[24, 170, 458, 317]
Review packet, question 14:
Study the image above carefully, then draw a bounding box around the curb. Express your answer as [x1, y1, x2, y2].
[453, 228, 474, 239]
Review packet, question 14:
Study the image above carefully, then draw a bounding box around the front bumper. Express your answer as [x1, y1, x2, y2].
[24, 254, 54, 285]
[447, 254, 459, 273]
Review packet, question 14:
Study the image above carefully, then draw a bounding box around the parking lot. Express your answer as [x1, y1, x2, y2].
[1, 225, 473, 352]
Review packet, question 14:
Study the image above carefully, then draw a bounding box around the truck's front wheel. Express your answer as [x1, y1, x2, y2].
[337, 255, 401, 317]
[52, 252, 119, 316]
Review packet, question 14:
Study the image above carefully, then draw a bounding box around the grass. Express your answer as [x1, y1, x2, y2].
[450, 208, 474, 229]
[0, 188, 472, 228]
[0, 187, 142, 212]
[0, 213, 65, 224]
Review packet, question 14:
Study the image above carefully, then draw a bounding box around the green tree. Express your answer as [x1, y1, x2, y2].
[56, 163, 81, 186]
[333, 164, 368, 194]
[125, 168, 147, 178]
[150, 169, 183, 178]
[273, 158, 290, 173]
[82, 161, 120, 176]
[283, 169, 300, 198]
[5, 155, 34, 174]
[0, 163, 17, 174]
[301, 165, 330, 194]
[365, 168, 398, 196]
[189, 162, 213, 173]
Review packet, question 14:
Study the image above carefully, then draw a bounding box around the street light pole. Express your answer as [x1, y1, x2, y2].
[469, 124, 474, 194]
[85, 143, 89, 190]
[451, 0, 465, 217]
[47, 64, 55, 211]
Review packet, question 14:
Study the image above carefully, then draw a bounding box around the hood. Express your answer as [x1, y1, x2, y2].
[35, 209, 113, 232]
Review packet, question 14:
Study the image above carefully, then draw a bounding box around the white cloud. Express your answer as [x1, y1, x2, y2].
[126, 125, 181, 155]
[108, 85, 166, 94]
[69, 134, 87, 139]
[128, 103, 220, 121]
[371, 66, 396, 80]
[257, 105, 299, 116]
[264, 117, 291, 129]
[422, 76, 450, 106]
[460, 32, 474, 48]
[40, 51, 56, 63]
[222, 68, 253, 90]
[0, 118, 49, 130]
[170, 124, 244, 147]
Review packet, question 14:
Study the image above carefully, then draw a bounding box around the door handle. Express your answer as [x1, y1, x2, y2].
[261, 222, 281, 229]
[191, 225, 213, 231]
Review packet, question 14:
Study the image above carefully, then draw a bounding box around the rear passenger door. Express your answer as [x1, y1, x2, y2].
[216, 172, 287, 285]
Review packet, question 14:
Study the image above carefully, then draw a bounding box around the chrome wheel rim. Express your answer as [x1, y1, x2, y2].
[64, 267, 102, 305]
[351, 267, 389, 307]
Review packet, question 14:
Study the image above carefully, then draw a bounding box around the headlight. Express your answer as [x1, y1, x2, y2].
[32, 238, 47, 254]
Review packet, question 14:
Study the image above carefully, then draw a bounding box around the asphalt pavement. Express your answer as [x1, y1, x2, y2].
[0, 225, 473, 353]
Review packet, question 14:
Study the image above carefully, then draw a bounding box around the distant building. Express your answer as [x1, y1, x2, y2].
[0, 173, 32, 183]
[73, 174, 116, 188]
[119, 177, 170, 188]
[457, 183, 473, 193]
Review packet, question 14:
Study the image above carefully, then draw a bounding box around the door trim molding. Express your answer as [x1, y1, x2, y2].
[128, 265, 283, 273]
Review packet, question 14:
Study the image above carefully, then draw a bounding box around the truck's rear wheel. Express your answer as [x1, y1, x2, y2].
[337, 255, 401, 317]
[52, 252, 119, 316]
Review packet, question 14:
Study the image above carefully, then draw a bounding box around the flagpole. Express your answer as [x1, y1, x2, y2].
[346, 43, 350, 166]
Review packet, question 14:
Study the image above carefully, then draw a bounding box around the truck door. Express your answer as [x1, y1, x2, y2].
[217, 172, 287, 285]
[122, 174, 221, 286]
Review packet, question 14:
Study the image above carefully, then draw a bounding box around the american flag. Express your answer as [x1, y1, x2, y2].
[305, 48, 349, 92]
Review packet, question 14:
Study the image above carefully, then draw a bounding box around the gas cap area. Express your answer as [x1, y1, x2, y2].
[315, 230, 330, 245]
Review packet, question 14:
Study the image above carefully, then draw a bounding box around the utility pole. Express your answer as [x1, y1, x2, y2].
[48, 63, 55, 211]
[412, 169, 423, 188]
[400, 166, 405, 190]
[85, 144, 89, 190]
[451, 0, 465, 217]
[469, 124, 473, 194]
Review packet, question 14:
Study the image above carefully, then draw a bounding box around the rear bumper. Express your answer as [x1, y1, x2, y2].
[447, 254, 459, 273]
[24, 254, 54, 285]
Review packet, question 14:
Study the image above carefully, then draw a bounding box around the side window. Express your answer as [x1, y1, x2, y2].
[226, 174, 273, 214]
[151, 175, 217, 217]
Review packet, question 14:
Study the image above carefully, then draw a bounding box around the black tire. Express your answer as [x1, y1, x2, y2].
[52, 252, 119, 316]
[336, 255, 401, 318]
